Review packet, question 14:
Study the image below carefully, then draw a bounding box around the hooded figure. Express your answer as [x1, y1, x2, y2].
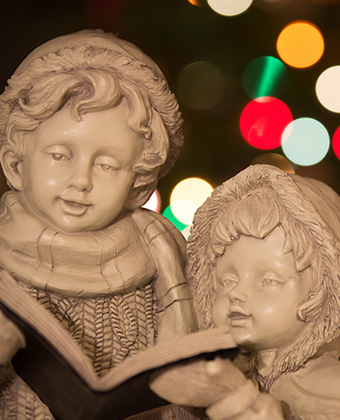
[187, 164, 340, 420]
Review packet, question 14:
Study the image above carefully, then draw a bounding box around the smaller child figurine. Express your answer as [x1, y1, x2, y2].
[185, 164, 340, 419]
[0, 30, 197, 419]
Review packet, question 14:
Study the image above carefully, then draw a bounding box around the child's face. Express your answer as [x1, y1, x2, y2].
[19, 100, 143, 233]
[212, 226, 312, 353]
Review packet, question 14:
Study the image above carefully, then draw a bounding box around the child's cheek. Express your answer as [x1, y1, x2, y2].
[211, 295, 231, 327]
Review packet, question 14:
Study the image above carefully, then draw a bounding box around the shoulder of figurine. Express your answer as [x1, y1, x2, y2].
[130, 208, 187, 258]
[297, 352, 340, 399]
[271, 357, 340, 416]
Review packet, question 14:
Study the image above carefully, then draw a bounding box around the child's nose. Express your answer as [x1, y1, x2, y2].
[67, 162, 93, 192]
[228, 282, 247, 303]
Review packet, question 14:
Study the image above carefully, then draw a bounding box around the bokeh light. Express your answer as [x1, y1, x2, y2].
[251, 153, 295, 173]
[170, 177, 213, 207]
[282, 118, 330, 166]
[277, 21, 324, 68]
[142, 189, 161, 212]
[332, 126, 340, 160]
[207, 0, 253, 16]
[181, 226, 192, 241]
[187, 0, 202, 5]
[163, 205, 189, 232]
[316, 66, 340, 113]
[242, 56, 288, 99]
[169, 177, 214, 225]
[240, 97, 293, 149]
[177, 62, 225, 110]
[170, 200, 200, 225]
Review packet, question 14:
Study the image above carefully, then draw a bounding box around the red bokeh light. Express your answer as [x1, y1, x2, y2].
[240, 97, 293, 149]
[332, 126, 340, 160]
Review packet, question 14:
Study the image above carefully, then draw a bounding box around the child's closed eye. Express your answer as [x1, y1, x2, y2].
[94, 156, 121, 172]
[261, 278, 284, 287]
[51, 153, 68, 161]
[222, 279, 238, 288]
[44, 146, 71, 161]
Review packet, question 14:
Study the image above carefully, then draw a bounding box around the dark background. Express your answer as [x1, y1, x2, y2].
[1, 0, 340, 210]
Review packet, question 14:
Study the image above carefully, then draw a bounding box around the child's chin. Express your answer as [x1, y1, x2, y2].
[231, 330, 257, 352]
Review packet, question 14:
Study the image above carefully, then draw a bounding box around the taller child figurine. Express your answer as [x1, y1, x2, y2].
[0, 30, 197, 418]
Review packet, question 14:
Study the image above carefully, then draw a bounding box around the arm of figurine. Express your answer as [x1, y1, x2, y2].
[0, 309, 26, 365]
[150, 357, 284, 420]
[136, 209, 198, 340]
[206, 387, 284, 420]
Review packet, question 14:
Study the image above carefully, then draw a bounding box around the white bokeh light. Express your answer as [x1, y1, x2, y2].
[207, 0, 253, 16]
[142, 189, 161, 212]
[282, 118, 330, 166]
[316, 66, 340, 113]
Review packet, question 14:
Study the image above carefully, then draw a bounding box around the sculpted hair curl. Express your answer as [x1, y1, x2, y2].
[0, 32, 184, 201]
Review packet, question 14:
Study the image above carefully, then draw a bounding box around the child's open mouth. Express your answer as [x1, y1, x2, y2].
[59, 198, 91, 216]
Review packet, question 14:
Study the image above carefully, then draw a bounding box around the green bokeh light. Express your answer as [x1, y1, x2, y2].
[163, 205, 190, 232]
[242, 56, 288, 99]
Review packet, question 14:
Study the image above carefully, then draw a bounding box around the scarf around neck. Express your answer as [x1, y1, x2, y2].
[0, 192, 156, 298]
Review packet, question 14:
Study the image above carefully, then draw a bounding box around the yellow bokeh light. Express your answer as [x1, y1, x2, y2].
[170, 178, 213, 207]
[277, 21, 324, 68]
[170, 178, 214, 225]
[170, 200, 198, 225]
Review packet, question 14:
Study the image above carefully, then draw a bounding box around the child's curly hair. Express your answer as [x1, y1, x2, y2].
[0, 29, 184, 207]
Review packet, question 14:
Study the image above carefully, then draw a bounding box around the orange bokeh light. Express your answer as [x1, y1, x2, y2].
[188, 0, 202, 6]
[277, 21, 324, 68]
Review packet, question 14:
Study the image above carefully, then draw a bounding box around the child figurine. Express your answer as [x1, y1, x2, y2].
[0, 30, 197, 419]
[186, 164, 340, 419]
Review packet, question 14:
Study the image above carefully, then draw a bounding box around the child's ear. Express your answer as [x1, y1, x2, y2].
[0, 148, 24, 191]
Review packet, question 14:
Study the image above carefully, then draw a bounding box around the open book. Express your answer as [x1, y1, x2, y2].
[0, 270, 237, 420]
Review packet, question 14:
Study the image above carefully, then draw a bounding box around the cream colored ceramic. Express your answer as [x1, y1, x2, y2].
[0, 29, 197, 419]
[184, 164, 340, 419]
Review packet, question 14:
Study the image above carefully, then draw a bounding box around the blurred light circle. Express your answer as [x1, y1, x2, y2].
[277, 21, 324, 68]
[332, 126, 340, 160]
[316, 66, 340, 113]
[170, 178, 214, 225]
[177, 62, 225, 110]
[240, 97, 293, 149]
[142, 189, 161, 212]
[181, 226, 192, 240]
[188, 0, 202, 5]
[207, 0, 253, 16]
[170, 177, 213, 207]
[170, 200, 198, 225]
[282, 118, 330, 166]
[251, 153, 295, 173]
[242, 56, 288, 99]
[163, 205, 189, 232]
